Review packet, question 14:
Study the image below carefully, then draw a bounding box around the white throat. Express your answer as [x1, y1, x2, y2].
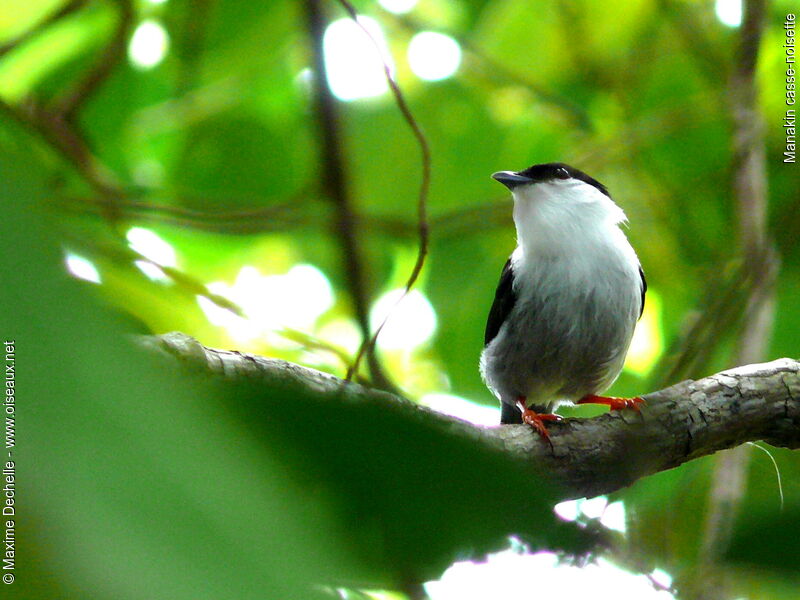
[511, 179, 628, 259]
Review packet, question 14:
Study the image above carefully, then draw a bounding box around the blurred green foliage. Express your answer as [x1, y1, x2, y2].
[1, 0, 799, 598]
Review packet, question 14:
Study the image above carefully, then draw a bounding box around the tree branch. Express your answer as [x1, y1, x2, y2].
[696, 3, 774, 595]
[144, 332, 800, 501]
[0, 0, 133, 199]
[53, 0, 134, 121]
[302, 0, 394, 392]
[334, 0, 432, 386]
[58, 193, 513, 238]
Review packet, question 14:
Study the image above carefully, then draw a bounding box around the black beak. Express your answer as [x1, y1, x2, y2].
[492, 171, 533, 190]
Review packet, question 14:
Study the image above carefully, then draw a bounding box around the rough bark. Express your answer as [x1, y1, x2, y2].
[144, 332, 800, 501]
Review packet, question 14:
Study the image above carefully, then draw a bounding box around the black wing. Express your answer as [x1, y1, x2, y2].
[638, 265, 647, 319]
[484, 257, 517, 346]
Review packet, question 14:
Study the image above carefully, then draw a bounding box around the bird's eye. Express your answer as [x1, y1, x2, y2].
[555, 167, 570, 180]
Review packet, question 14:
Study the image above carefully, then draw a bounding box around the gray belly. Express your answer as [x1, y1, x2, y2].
[480, 279, 638, 412]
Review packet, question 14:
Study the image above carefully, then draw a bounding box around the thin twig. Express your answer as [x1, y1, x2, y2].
[0, 97, 119, 196]
[698, 3, 773, 599]
[278, 327, 356, 373]
[656, 259, 751, 387]
[302, 0, 396, 392]
[61, 193, 509, 239]
[53, 0, 134, 121]
[333, 0, 431, 384]
[59, 191, 319, 226]
[0, 0, 132, 199]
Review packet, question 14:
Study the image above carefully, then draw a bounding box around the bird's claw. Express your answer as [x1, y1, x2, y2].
[514, 398, 561, 448]
[520, 409, 561, 446]
[609, 396, 645, 411]
[577, 394, 646, 412]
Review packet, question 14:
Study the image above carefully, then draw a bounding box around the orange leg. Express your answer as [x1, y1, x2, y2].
[576, 394, 646, 411]
[515, 397, 562, 445]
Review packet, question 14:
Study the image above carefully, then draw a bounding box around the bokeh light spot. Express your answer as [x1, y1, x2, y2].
[426, 549, 676, 599]
[650, 568, 673, 590]
[370, 289, 437, 351]
[554, 499, 580, 522]
[197, 264, 334, 345]
[580, 495, 608, 519]
[407, 31, 461, 81]
[128, 20, 169, 69]
[715, 0, 742, 27]
[65, 253, 101, 283]
[126, 227, 177, 267]
[554, 497, 626, 533]
[323, 17, 392, 101]
[624, 289, 663, 376]
[378, 0, 417, 14]
[135, 260, 170, 283]
[601, 501, 626, 533]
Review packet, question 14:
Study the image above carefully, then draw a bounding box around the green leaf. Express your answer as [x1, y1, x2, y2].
[0, 120, 348, 599]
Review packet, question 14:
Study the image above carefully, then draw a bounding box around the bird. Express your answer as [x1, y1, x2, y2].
[479, 162, 646, 442]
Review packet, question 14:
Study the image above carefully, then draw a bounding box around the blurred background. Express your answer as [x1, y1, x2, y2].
[1, 0, 799, 598]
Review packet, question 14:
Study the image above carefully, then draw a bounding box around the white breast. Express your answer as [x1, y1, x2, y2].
[479, 178, 642, 410]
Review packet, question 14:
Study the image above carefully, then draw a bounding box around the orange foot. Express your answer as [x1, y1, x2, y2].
[515, 397, 562, 445]
[576, 394, 646, 411]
